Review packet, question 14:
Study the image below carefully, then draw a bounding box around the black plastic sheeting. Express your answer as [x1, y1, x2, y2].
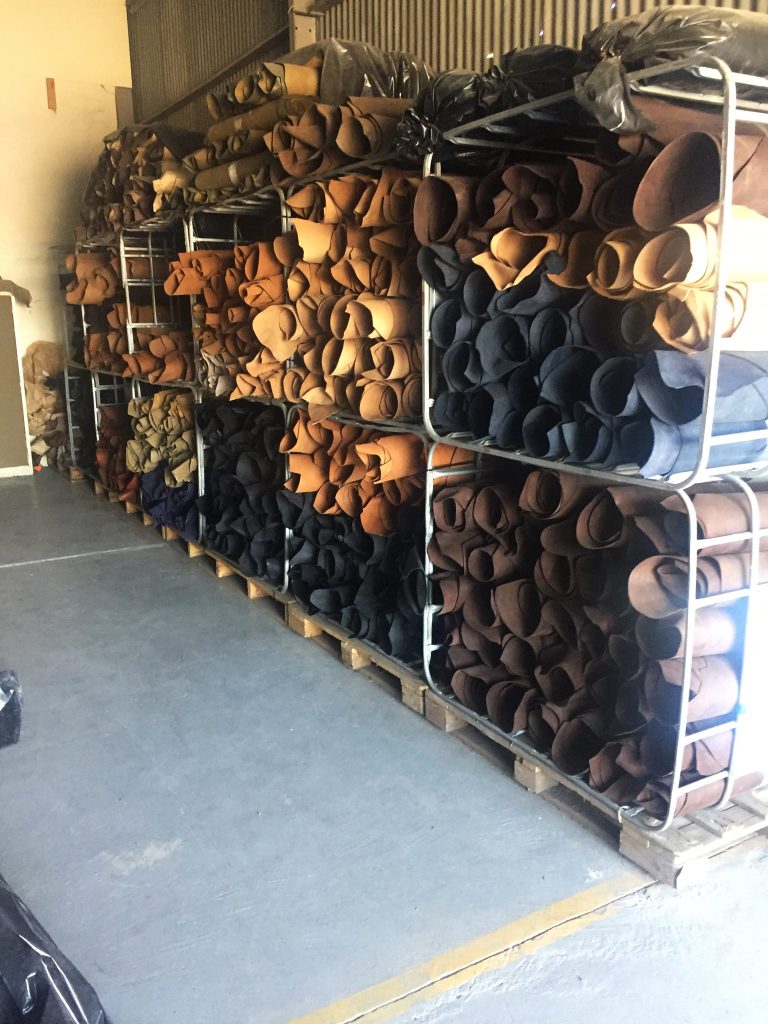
[395, 45, 592, 165]
[0, 873, 111, 1024]
[578, 6, 768, 134]
[282, 37, 432, 104]
[1, 673, 111, 1023]
[398, 7, 768, 158]
[0, 671, 20, 750]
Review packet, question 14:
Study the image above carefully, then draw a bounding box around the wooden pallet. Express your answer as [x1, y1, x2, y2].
[58, 463, 86, 482]
[92, 480, 121, 503]
[285, 604, 427, 715]
[422, 689, 768, 887]
[620, 791, 768, 887]
[202, 551, 293, 621]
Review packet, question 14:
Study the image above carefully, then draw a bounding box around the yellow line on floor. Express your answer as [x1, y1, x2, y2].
[288, 869, 652, 1024]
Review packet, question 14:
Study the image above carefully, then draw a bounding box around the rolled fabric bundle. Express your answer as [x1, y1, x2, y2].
[634, 208, 768, 294]
[547, 231, 603, 290]
[635, 604, 743, 659]
[575, 487, 658, 550]
[266, 102, 345, 180]
[413, 176, 477, 246]
[652, 281, 768, 353]
[587, 227, 652, 301]
[519, 469, 593, 520]
[337, 97, 411, 161]
[194, 153, 272, 191]
[473, 229, 568, 290]
[569, 290, 663, 357]
[227, 61, 321, 108]
[475, 161, 582, 233]
[153, 166, 195, 196]
[206, 95, 318, 143]
[65, 252, 121, 304]
[182, 145, 218, 173]
[645, 655, 739, 725]
[360, 167, 421, 228]
[633, 132, 768, 231]
[561, 155, 642, 230]
[538, 346, 602, 412]
[662, 490, 768, 556]
[635, 350, 768, 431]
[628, 551, 768, 618]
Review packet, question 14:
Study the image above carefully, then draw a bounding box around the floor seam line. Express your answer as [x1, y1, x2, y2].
[336, 879, 655, 1024]
[0, 544, 161, 569]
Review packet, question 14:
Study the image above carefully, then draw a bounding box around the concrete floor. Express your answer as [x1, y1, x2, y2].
[0, 472, 766, 1024]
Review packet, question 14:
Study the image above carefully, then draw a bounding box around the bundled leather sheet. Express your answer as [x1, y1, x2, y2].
[419, 156, 768, 478]
[431, 466, 765, 818]
[95, 405, 138, 502]
[78, 123, 202, 239]
[197, 402, 286, 583]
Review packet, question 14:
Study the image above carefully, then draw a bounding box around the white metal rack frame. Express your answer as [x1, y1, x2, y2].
[417, 56, 768, 831]
[422, 445, 768, 832]
[59, 68, 768, 830]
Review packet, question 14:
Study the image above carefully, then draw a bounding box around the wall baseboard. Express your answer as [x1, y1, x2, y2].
[0, 465, 34, 478]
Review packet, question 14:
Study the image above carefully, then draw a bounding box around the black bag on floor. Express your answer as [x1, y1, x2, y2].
[1, 674, 110, 1021]
[0, 873, 111, 1023]
[0, 671, 21, 749]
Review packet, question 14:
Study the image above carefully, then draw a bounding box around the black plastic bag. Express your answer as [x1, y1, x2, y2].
[282, 38, 432, 103]
[394, 68, 509, 163]
[0, 874, 111, 1024]
[577, 6, 768, 133]
[0, 671, 21, 749]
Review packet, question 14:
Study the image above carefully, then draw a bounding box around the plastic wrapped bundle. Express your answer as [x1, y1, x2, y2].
[578, 6, 768, 134]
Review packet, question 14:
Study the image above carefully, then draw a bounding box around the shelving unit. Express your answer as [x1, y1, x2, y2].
[418, 57, 768, 833]
[56, 59, 768, 850]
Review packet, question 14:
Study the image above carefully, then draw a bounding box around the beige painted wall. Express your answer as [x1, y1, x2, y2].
[0, 1, 132, 354]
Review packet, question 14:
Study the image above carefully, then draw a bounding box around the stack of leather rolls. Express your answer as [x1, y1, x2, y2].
[430, 464, 765, 818]
[82, 303, 127, 374]
[22, 342, 67, 468]
[164, 240, 295, 396]
[197, 402, 286, 582]
[204, 60, 322, 121]
[182, 94, 317, 208]
[122, 325, 194, 384]
[419, 121, 768, 478]
[627, 488, 768, 817]
[125, 391, 198, 538]
[65, 252, 121, 305]
[78, 124, 202, 239]
[281, 410, 428, 535]
[95, 405, 138, 501]
[265, 98, 412, 186]
[277, 166, 422, 419]
[280, 412, 469, 662]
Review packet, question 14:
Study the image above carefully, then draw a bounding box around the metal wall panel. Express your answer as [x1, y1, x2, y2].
[127, 0, 289, 132]
[321, 0, 768, 70]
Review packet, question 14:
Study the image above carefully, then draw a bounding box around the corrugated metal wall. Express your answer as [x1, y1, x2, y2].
[321, 0, 768, 70]
[126, 0, 289, 132]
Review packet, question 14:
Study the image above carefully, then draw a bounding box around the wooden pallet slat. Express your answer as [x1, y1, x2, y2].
[58, 463, 85, 482]
[423, 685, 768, 887]
[286, 604, 427, 715]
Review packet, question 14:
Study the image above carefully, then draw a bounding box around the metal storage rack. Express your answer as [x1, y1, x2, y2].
[57, 68, 768, 838]
[419, 57, 768, 831]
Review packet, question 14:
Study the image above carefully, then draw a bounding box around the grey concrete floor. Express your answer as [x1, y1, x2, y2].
[0, 472, 765, 1024]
